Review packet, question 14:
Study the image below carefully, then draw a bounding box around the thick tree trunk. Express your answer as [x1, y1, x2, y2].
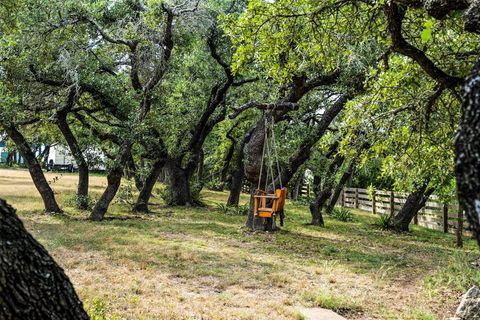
[57, 112, 89, 209]
[166, 160, 193, 206]
[326, 162, 356, 215]
[4, 126, 62, 213]
[133, 159, 164, 212]
[90, 142, 132, 220]
[0, 199, 88, 319]
[390, 185, 434, 232]
[227, 129, 252, 206]
[455, 59, 480, 244]
[309, 190, 331, 226]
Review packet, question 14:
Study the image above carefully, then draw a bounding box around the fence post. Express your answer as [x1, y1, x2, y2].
[457, 205, 464, 248]
[390, 191, 395, 216]
[443, 204, 449, 233]
[372, 190, 376, 214]
[354, 188, 359, 209]
[341, 189, 345, 207]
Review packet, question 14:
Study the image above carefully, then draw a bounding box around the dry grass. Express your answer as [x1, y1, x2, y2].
[1, 168, 479, 320]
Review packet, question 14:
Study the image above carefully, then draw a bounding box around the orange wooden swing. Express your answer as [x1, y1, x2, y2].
[253, 116, 287, 225]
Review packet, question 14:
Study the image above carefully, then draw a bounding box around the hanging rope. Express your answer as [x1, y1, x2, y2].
[256, 113, 282, 192]
[257, 116, 267, 192]
[264, 123, 276, 191]
[270, 115, 283, 189]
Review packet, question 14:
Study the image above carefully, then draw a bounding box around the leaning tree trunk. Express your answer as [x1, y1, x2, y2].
[133, 159, 164, 213]
[326, 162, 356, 215]
[227, 129, 252, 206]
[4, 125, 62, 213]
[390, 185, 434, 232]
[57, 112, 89, 209]
[0, 199, 88, 319]
[90, 142, 132, 221]
[310, 190, 331, 226]
[309, 153, 345, 225]
[455, 59, 480, 244]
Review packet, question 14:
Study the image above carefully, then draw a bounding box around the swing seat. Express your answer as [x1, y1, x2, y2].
[253, 188, 287, 218]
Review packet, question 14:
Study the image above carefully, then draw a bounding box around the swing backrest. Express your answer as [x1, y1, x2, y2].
[273, 188, 287, 212]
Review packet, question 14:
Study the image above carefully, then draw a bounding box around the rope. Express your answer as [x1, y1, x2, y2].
[264, 125, 276, 191]
[271, 115, 283, 189]
[257, 117, 267, 192]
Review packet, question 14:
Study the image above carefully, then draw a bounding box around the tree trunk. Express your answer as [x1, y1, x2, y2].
[133, 159, 164, 213]
[390, 185, 434, 232]
[90, 142, 132, 220]
[227, 129, 252, 207]
[219, 140, 236, 190]
[309, 190, 331, 226]
[4, 125, 62, 213]
[326, 162, 356, 215]
[455, 59, 480, 244]
[196, 149, 204, 184]
[166, 160, 193, 206]
[0, 199, 88, 319]
[309, 153, 345, 225]
[56, 112, 89, 209]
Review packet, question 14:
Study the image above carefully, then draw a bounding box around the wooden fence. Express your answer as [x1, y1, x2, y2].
[338, 188, 469, 236]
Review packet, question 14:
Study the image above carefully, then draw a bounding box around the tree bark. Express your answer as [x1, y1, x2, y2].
[455, 59, 480, 244]
[390, 185, 434, 232]
[133, 159, 164, 212]
[56, 112, 89, 209]
[4, 125, 62, 213]
[165, 159, 193, 206]
[90, 141, 132, 220]
[0, 199, 88, 319]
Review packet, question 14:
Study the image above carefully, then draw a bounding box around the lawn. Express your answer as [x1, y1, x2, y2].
[1, 168, 479, 320]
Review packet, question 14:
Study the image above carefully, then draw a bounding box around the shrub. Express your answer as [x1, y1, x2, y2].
[331, 207, 355, 222]
[64, 194, 95, 210]
[375, 214, 392, 229]
[115, 182, 135, 207]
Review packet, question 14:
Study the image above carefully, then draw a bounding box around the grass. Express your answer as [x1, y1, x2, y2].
[1, 168, 479, 319]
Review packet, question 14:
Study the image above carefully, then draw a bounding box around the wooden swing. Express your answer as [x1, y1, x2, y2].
[253, 116, 287, 225]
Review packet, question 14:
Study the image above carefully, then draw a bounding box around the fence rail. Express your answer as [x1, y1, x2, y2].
[338, 188, 469, 237]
